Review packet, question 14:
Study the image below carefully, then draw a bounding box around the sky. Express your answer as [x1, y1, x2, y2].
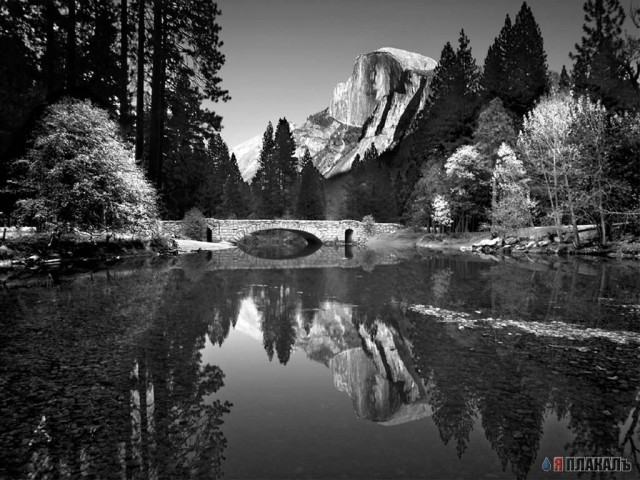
[208, 0, 590, 149]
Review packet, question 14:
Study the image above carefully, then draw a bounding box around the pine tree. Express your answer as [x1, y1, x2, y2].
[201, 134, 231, 217]
[408, 30, 482, 216]
[147, 0, 229, 188]
[414, 30, 482, 160]
[253, 119, 298, 218]
[252, 121, 277, 217]
[571, 0, 639, 110]
[161, 73, 213, 218]
[559, 65, 572, 91]
[82, 0, 120, 107]
[223, 154, 250, 218]
[272, 118, 298, 216]
[506, 2, 549, 116]
[296, 149, 325, 220]
[482, 3, 549, 117]
[344, 144, 397, 222]
[482, 15, 513, 101]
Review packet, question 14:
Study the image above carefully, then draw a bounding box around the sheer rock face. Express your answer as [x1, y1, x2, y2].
[329, 48, 436, 128]
[233, 47, 436, 181]
[326, 323, 431, 423]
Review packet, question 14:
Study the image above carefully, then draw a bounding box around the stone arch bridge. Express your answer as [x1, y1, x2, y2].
[162, 219, 401, 245]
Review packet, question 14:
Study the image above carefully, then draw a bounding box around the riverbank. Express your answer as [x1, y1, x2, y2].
[366, 227, 640, 259]
[366, 230, 486, 251]
[0, 231, 178, 273]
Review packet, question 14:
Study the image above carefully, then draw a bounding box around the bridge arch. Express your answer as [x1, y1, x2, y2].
[224, 222, 327, 245]
[234, 227, 323, 246]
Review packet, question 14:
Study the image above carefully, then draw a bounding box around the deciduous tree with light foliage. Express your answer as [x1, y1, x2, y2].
[444, 145, 491, 231]
[432, 194, 453, 233]
[8, 98, 157, 236]
[491, 143, 536, 234]
[518, 93, 581, 244]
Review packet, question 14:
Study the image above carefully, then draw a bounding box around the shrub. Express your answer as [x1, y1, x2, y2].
[181, 208, 207, 240]
[9, 98, 157, 234]
[362, 214, 376, 235]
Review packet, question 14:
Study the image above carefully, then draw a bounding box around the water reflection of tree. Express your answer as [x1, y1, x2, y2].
[0, 260, 233, 479]
[249, 268, 330, 365]
[408, 308, 640, 480]
[253, 270, 299, 364]
[483, 259, 640, 330]
[240, 257, 640, 478]
[130, 268, 233, 478]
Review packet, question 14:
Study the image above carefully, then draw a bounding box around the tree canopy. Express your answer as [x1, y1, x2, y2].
[7, 98, 157, 234]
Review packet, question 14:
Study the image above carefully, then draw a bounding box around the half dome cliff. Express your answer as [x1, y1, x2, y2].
[233, 47, 437, 181]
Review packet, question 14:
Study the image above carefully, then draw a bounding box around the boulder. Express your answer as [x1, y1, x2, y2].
[474, 237, 503, 248]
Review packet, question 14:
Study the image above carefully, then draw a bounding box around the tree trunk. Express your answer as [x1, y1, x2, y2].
[119, 0, 129, 124]
[563, 172, 580, 247]
[598, 185, 607, 246]
[66, 0, 76, 91]
[135, 0, 145, 163]
[44, 0, 57, 94]
[541, 168, 562, 240]
[149, 0, 164, 188]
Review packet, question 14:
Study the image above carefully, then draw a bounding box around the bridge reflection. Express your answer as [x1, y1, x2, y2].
[202, 246, 401, 270]
[236, 237, 323, 260]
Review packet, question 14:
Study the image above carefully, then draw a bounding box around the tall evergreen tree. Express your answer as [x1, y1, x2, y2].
[345, 144, 398, 222]
[135, 0, 145, 162]
[406, 30, 482, 217]
[506, 2, 549, 116]
[252, 118, 298, 218]
[0, 0, 122, 220]
[222, 154, 250, 218]
[482, 15, 513, 101]
[161, 73, 212, 218]
[571, 0, 639, 110]
[482, 2, 549, 117]
[146, 0, 229, 188]
[0, 0, 230, 223]
[559, 65, 572, 91]
[413, 30, 482, 164]
[296, 149, 325, 220]
[273, 118, 298, 215]
[119, 0, 130, 125]
[252, 121, 277, 217]
[202, 134, 232, 217]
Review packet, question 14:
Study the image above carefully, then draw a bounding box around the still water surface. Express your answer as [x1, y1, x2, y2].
[1, 246, 639, 479]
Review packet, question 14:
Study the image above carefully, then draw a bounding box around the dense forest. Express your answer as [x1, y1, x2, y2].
[0, 0, 639, 245]
[0, 0, 234, 228]
[396, 0, 640, 247]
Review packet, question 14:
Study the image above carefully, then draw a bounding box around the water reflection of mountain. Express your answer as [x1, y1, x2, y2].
[242, 294, 431, 425]
[2, 253, 640, 480]
[233, 257, 640, 479]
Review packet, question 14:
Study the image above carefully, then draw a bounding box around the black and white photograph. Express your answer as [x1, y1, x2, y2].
[1, 0, 639, 478]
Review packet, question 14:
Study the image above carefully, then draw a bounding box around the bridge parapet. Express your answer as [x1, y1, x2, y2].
[161, 219, 401, 244]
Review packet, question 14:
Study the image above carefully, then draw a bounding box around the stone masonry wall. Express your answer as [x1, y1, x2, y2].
[161, 219, 401, 244]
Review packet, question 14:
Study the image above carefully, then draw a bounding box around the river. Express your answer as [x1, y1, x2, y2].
[1, 246, 639, 479]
